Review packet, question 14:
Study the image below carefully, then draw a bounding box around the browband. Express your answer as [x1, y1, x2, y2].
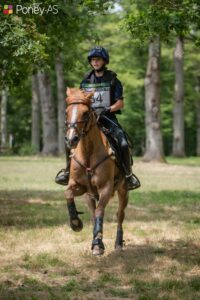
[67, 101, 90, 106]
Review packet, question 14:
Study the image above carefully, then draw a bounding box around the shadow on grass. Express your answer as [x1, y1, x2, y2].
[0, 190, 91, 229]
[103, 240, 200, 271]
[127, 190, 200, 224]
[0, 240, 200, 299]
[0, 190, 200, 229]
[0, 187, 199, 299]
[83, 239, 200, 299]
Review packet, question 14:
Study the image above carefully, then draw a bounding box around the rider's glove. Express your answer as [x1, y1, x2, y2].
[101, 106, 111, 115]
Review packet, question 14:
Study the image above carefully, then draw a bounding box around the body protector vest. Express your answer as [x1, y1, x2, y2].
[81, 70, 121, 114]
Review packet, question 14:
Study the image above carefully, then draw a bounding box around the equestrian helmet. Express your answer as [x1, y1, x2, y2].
[88, 46, 109, 64]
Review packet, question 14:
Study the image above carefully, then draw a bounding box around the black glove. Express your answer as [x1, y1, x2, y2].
[101, 106, 111, 115]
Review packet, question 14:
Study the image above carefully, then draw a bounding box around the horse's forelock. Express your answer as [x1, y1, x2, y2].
[66, 88, 92, 106]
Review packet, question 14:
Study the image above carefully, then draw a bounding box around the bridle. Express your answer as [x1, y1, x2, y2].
[65, 101, 95, 140]
[65, 100, 113, 179]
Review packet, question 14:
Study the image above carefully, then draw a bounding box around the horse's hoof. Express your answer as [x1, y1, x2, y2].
[70, 217, 83, 232]
[115, 239, 125, 250]
[115, 244, 123, 251]
[92, 245, 104, 256]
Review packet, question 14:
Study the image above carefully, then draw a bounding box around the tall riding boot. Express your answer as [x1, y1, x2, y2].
[121, 147, 141, 190]
[55, 147, 71, 186]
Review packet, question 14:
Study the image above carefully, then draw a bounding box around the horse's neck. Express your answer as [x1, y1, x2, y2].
[77, 124, 106, 161]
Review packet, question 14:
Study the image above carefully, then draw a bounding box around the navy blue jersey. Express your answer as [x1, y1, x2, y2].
[80, 74, 123, 101]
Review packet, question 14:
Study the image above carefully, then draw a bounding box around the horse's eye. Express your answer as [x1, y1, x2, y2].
[83, 112, 89, 120]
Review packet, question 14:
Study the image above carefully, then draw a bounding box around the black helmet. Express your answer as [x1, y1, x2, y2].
[88, 46, 109, 64]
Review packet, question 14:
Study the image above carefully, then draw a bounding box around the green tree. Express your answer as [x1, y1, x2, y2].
[1, 0, 114, 153]
[0, 15, 47, 89]
[124, 0, 200, 157]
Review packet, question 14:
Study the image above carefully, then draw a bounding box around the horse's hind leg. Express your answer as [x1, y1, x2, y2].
[115, 182, 129, 250]
[65, 184, 86, 232]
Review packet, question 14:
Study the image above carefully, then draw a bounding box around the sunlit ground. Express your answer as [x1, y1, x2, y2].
[0, 156, 200, 299]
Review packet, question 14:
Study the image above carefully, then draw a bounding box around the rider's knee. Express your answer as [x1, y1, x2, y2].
[120, 138, 129, 150]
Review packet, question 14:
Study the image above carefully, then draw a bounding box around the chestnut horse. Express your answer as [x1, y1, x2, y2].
[64, 88, 129, 256]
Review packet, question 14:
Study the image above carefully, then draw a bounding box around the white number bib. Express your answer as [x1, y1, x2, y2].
[82, 83, 111, 108]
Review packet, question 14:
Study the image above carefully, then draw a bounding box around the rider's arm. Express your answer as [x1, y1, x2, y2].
[110, 78, 124, 112]
[110, 99, 124, 112]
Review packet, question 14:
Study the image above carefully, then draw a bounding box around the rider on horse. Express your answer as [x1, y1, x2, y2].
[55, 46, 141, 190]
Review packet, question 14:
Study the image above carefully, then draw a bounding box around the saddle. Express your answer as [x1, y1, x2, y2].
[99, 125, 133, 172]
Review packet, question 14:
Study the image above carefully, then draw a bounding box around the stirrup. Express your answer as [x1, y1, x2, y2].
[125, 173, 141, 190]
[55, 168, 67, 177]
[55, 168, 69, 185]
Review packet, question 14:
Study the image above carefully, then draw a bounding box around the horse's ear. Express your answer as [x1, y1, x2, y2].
[85, 91, 94, 100]
[66, 87, 71, 97]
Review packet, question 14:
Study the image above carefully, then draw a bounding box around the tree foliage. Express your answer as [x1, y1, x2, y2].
[2, 0, 200, 156]
[124, 0, 200, 44]
[0, 0, 114, 88]
[0, 15, 47, 88]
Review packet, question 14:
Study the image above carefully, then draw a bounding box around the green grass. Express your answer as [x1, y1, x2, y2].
[0, 156, 200, 300]
[132, 156, 200, 166]
[166, 156, 200, 166]
[22, 252, 65, 270]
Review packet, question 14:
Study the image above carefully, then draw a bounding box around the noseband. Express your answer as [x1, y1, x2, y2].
[65, 101, 94, 139]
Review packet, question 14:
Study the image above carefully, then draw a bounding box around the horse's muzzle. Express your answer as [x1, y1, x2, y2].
[65, 135, 79, 149]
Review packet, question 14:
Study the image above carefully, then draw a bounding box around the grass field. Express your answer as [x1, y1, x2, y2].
[0, 156, 200, 300]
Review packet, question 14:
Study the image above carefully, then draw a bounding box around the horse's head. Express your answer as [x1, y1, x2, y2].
[65, 88, 94, 149]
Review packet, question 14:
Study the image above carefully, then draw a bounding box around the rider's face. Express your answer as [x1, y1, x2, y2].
[90, 57, 105, 70]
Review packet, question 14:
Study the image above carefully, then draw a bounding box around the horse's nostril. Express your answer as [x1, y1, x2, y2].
[72, 135, 79, 143]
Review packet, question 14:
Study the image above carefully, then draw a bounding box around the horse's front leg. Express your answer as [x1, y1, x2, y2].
[91, 184, 112, 256]
[115, 182, 129, 250]
[86, 193, 97, 224]
[64, 184, 86, 232]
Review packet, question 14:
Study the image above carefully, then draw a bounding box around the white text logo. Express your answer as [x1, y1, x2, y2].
[16, 3, 58, 15]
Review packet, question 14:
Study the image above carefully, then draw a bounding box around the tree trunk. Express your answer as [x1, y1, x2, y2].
[55, 53, 66, 155]
[196, 75, 200, 156]
[172, 36, 185, 157]
[0, 88, 8, 151]
[31, 74, 40, 153]
[37, 71, 58, 155]
[143, 36, 165, 162]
